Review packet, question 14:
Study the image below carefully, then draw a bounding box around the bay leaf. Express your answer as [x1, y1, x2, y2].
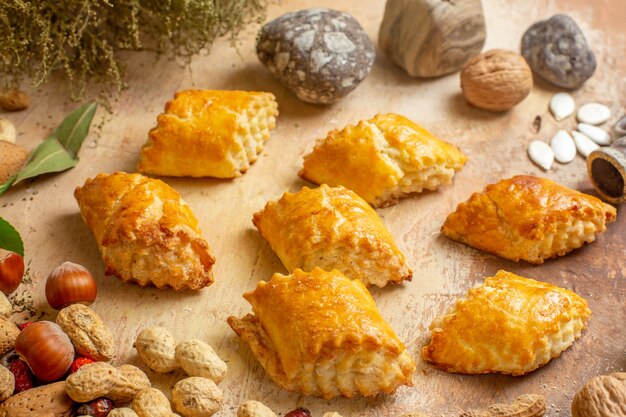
[0, 101, 96, 194]
[0, 216, 24, 256]
[13, 138, 77, 185]
[54, 101, 97, 158]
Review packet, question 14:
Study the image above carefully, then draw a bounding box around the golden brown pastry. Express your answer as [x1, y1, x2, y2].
[74, 172, 214, 290]
[422, 270, 591, 375]
[299, 113, 467, 207]
[442, 175, 617, 263]
[137, 90, 278, 178]
[253, 184, 412, 287]
[227, 267, 415, 399]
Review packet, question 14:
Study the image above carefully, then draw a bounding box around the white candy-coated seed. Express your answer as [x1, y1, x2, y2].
[550, 130, 576, 163]
[572, 131, 600, 158]
[577, 102, 611, 125]
[528, 140, 554, 170]
[549, 92, 575, 121]
[577, 123, 611, 145]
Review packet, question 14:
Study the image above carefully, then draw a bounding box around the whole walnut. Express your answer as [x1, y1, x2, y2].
[572, 372, 626, 417]
[461, 49, 533, 112]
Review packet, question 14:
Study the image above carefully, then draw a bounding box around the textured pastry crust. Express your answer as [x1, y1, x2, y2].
[299, 113, 467, 207]
[252, 184, 412, 287]
[441, 175, 617, 263]
[227, 268, 415, 399]
[74, 172, 215, 290]
[137, 90, 278, 178]
[422, 270, 591, 375]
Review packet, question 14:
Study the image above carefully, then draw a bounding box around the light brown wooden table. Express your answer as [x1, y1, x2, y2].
[1, 1, 624, 415]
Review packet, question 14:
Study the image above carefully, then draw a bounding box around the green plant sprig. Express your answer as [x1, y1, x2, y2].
[0, 0, 267, 102]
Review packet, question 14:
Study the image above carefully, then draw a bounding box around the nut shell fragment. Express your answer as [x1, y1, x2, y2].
[571, 372, 626, 417]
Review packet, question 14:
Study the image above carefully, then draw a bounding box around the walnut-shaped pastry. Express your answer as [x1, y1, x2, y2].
[75, 172, 214, 290]
[299, 113, 467, 207]
[253, 184, 412, 287]
[227, 267, 415, 399]
[442, 175, 617, 263]
[137, 90, 278, 178]
[422, 270, 591, 375]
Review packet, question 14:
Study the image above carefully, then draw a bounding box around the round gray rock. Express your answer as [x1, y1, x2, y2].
[521, 14, 596, 89]
[256, 8, 375, 104]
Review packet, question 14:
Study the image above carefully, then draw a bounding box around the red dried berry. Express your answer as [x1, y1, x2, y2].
[76, 397, 114, 417]
[70, 357, 94, 374]
[285, 408, 312, 417]
[8, 358, 34, 393]
[17, 322, 33, 331]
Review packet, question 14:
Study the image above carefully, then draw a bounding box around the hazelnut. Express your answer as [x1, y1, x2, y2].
[0, 249, 25, 295]
[15, 321, 75, 382]
[460, 49, 533, 112]
[45, 262, 97, 310]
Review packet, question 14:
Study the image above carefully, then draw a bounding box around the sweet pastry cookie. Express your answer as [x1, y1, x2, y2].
[74, 172, 215, 290]
[137, 90, 278, 178]
[227, 267, 415, 399]
[252, 184, 412, 287]
[442, 175, 617, 263]
[299, 113, 467, 207]
[422, 270, 591, 375]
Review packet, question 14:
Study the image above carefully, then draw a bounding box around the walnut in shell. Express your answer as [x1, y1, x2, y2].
[571, 372, 626, 417]
[461, 49, 533, 112]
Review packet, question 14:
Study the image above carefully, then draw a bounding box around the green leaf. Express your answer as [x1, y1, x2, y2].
[1, 101, 97, 191]
[0, 176, 16, 197]
[0, 217, 24, 256]
[13, 137, 77, 185]
[53, 101, 97, 158]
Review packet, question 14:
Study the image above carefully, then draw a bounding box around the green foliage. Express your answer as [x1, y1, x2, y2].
[0, 102, 97, 195]
[0, 0, 267, 101]
[0, 217, 24, 256]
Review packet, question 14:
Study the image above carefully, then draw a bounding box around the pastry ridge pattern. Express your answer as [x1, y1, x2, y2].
[227, 267, 415, 399]
[74, 171, 214, 290]
[299, 113, 467, 207]
[253, 184, 412, 287]
[137, 89, 278, 178]
[422, 270, 591, 375]
[441, 175, 617, 263]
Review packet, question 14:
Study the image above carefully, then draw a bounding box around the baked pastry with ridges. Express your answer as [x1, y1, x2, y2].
[227, 267, 415, 399]
[299, 113, 467, 207]
[253, 184, 412, 287]
[137, 90, 278, 178]
[422, 270, 591, 375]
[74, 172, 214, 290]
[441, 175, 617, 263]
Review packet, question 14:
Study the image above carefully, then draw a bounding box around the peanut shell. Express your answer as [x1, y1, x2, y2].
[0, 318, 19, 355]
[176, 339, 227, 383]
[134, 326, 178, 373]
[0, 364, 14, 401]
[132, 388, 177, 417]
[172, 377, 223, 417]
[56, 303, 115, 362]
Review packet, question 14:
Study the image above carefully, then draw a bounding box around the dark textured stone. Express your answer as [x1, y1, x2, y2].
[521, 14, 596, 89]
[256, 8, 375, 104]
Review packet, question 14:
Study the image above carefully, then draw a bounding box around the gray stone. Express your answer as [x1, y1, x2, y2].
[256, 8, 375, 104]
[521, 14, 596, 89]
